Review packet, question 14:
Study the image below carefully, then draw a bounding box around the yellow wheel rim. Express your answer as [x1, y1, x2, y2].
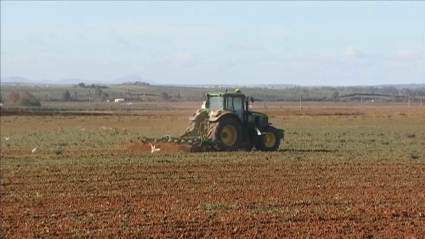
[264, 132, 276, 148]
[221, 125, 237, 146]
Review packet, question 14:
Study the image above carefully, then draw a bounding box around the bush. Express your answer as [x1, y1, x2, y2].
[17, 91, 41, 106]
[6, 91, 20, 103]
[63, 90, 72, 101]
[18, 97, 41, 106]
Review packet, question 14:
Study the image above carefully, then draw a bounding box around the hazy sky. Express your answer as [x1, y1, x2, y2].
[1, 1, 425, 86]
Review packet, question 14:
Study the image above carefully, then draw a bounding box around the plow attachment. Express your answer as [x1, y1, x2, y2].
[137, 135, 219, 152]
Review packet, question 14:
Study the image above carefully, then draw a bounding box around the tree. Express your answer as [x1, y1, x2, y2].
[125, 92, 133, 101]
[0, 92, 3, 103]
[200, 91, 207, 101]
[6, 91, 20, 103]
[18, 91, 41, 106]
[20, 91, 34, 99]
[302, 89, 310, 100]
[332, 91, 339, 101]
[19, 97, 41, 106]
[381, 86, 398, 95]
[161, 92, 170, 101]
[62, 90, 72, 101]
[101, 92, 109, 101]
[95, 87, 102, 98]
[77, 82, 86, 88]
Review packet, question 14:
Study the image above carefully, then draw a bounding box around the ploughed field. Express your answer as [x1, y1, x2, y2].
[1, 103, 425, 238]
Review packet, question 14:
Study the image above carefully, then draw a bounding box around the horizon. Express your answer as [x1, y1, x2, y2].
[2, 75, 425, 89]
[1, 1, 425, 86]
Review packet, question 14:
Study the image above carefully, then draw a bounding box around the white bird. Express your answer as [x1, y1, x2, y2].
[149, 143, 160, 153]
[32, 148, 37, 154]
[5, 136, 10, 141]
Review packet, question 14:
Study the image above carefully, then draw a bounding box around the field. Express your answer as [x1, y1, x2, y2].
[1, 102, 425, 238]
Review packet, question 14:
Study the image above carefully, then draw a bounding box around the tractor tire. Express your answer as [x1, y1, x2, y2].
[256, 126, 281, 151]
[207, 116, 242, 151]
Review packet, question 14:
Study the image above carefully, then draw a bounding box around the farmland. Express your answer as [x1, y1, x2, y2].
[1, 102, 425, 238]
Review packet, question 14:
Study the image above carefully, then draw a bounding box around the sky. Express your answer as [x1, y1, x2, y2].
[1, 1, 425, 86]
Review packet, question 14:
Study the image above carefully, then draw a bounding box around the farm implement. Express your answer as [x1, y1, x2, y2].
[138, 135, 219, 152]
[137, 89, 285, 152]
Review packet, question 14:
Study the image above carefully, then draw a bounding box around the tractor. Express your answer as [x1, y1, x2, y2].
[181, 89, 284, 151]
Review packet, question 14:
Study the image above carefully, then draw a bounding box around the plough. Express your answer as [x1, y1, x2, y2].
[138, 135, 220, 152]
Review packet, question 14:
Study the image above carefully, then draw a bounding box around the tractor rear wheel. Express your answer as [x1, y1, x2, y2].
[256, 126, 280, 151]
[207, 116, 242, 151]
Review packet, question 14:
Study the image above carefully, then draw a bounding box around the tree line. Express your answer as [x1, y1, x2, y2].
[1, 84, 424, 105]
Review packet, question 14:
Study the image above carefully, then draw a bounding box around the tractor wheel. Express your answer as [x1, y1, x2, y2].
[207, 116, 242, 151]
[256, 126, 281, 151]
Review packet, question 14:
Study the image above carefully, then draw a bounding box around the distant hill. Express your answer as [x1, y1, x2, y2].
[1, 76, 32, 83]
[1, 77, 113, 86]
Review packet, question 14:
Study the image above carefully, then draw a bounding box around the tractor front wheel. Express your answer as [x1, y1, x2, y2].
[208, 116, 242, 151]
[256, 126, 281, 151]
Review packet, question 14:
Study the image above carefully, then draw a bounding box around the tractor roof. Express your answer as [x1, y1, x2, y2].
[207, 92, 245, 97]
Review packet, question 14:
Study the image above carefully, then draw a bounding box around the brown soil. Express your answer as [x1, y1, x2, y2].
[1, 104, 425, 238]
[1, 159, 424, 238]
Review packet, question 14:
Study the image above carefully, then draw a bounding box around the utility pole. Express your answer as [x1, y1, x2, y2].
[89, 88, 91, 103]
[361, 97, 363, 109]
[421, 97, 423, 106]
[408, 96, 410, 108]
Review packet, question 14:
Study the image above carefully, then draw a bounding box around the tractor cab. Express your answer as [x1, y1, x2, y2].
[206, 90, 245, 121]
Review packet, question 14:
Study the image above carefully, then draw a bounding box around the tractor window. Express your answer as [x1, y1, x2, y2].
[226, 97, 243, 112]
[209, 96, 224, 111]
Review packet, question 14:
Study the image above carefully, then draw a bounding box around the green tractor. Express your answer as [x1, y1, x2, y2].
[182, 89, 284, 151]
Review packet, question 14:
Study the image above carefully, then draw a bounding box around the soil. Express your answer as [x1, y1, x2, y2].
[1, 159, 424, 238]
[127, 142, 193, 153]
[1, 104, 425, 238]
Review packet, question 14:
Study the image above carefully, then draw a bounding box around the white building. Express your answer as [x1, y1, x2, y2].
[114, 98, 125, 103]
